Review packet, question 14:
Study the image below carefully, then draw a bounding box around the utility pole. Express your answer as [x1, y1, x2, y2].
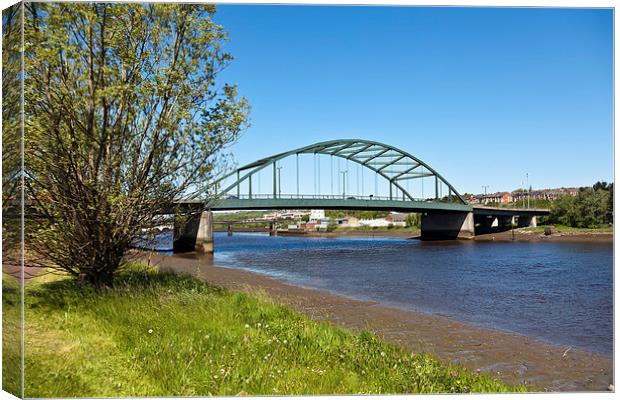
[482, 185, 490, 205]
[522, 180, 525, 208]
[277, 166, 282, 197]
[340, 170, 348, 199]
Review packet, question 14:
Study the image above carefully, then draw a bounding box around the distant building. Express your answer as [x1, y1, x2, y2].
[310, 209, 325, 221]
[470, 192, 512, 204]
[359, 218, 391, 227]
[385, 212, 407, 227]
[469, 187, 580, 205]
[336, 216, 360, 227]
[263, 210, 310, 220]
[301, 218, 329, 231]
[512, 187, 579, 202]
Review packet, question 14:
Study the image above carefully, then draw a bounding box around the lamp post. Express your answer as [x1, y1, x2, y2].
[340, 171, 348, 199]
[276, 166, 282, 197]
[482, 185, 489, 204]
[526, 173, 530, 209]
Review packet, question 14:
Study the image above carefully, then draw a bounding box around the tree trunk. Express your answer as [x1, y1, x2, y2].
[78, 268, 115, 288]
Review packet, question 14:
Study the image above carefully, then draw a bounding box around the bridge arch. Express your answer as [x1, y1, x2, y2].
[210, 139, 466, 205]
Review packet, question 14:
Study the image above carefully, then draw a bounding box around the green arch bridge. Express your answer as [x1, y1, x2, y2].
[172, 139, 549, 252]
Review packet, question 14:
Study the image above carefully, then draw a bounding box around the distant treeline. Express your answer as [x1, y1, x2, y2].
[543, 181, 613, 228]
[325, 210, 388, 220]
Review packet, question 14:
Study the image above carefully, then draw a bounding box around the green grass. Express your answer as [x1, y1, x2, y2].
[518, 224, 613, 233]
[2, 274, 22, 397]
[4, 264, 524, 397]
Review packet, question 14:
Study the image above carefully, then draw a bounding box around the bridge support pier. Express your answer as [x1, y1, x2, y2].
[173, 210, 214, 253]
[421, 212, 475, 240]
[269, 222, 277, 236]
[517, 215, 537, 228]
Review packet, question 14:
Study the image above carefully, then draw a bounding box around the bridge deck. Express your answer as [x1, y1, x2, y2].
[472, 206, 549, 217]
[172, 197, 549, 216]
[207, 198, 473, 213]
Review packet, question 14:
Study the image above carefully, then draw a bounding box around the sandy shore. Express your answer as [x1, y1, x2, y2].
[230, 228, 613, 243]
[147, 251, 613, 392]
[474, 230, 613, 243]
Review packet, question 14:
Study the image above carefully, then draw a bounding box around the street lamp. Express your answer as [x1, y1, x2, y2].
[276, 166, 282, 197]
[340, 171, 348, 198]
[526, 173, 530, 209]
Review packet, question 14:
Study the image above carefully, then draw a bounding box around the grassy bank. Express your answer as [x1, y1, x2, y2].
[2, 275, 22, 397]
[4, 264, 523, 397]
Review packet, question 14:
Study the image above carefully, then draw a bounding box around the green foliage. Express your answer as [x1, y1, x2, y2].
[405, 213, 421, 228]
[547, 182, 613, 228]
[21, 3, 249, 286]
[326, 210, 388, 220]
[326, 220, 338, 232]
[2, 8, 24, 396]
[485, 198, 553, 209]
[11, 266, 522, 396]
[213, 211, 266, 222]
[2, 4, 23, 254]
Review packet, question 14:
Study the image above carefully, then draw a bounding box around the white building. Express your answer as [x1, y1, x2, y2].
[263, 210, 310, 220]
[310, 209, 325, 221]
[359, 218, 391, 227]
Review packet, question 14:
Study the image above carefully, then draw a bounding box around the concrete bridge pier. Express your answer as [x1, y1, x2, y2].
[269, 222, 277, 236]
[517, 215, 537, 228]
[497, 216, 515, 229]
[477, 216, 499, 229]
[421, 212, 475, 240]
[173, 210, 214, 253]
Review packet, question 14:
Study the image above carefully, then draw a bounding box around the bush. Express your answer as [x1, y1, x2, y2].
[405, 213, 421, 228]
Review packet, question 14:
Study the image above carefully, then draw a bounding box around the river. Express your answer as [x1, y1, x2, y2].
[157, 231, 613, 356]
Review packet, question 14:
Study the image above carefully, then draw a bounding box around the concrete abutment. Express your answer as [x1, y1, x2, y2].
[420, 212, 475, 240]
[173, 210, 214, 253]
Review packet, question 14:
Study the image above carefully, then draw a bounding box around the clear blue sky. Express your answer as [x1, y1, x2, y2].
[212, 6, 613, 195]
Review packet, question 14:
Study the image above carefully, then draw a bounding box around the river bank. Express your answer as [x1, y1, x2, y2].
[6, 263, 518, 396]
[278, 227, 613, 243]
[147, 251, 613, 392]
[474, 229, 613, 243]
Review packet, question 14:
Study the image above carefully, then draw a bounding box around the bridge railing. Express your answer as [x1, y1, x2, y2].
[220, 193, 441, 202]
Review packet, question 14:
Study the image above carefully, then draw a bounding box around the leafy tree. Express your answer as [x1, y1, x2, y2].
[22, 3, 249, 287]
[325, 210, 388, 220]
[2, 5, 22, 209]
[607, 183, 613, 223]
[548, 183, 612, 228]
[405, 213, 420, 228]
[2, 5, 23, 261]
[593, 181, 611, 191]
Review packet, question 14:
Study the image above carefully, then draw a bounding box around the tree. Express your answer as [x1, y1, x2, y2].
[548, 184, 612, 228]
[22, 3, 250, 287]
[405, 213, 420, 228]
[606, 183, 613, 224]
[2, 5, 23, 260]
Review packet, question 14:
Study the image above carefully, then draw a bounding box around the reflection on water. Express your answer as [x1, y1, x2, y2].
[156, 231, 613, 355]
